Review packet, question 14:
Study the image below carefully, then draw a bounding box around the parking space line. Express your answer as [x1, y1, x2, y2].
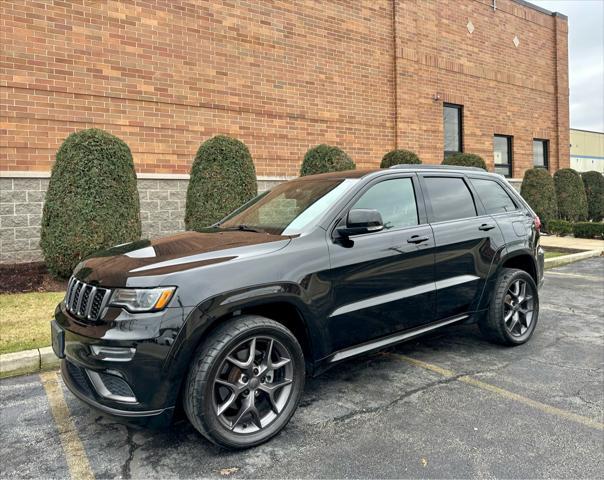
[40, 371, 95, 480]
[545, 271, 602, 281]
[391, 354, 604, 431]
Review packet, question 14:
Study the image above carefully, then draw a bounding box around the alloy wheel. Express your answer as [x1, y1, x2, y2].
[503, 279, 535, 337]
[212, 336, 294, 433]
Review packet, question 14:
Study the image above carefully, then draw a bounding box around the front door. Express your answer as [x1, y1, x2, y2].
[326, 175, 436, 352]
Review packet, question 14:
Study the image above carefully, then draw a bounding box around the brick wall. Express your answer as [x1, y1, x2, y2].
[393, 0, 569, 175]
[1, 0, 568, 176]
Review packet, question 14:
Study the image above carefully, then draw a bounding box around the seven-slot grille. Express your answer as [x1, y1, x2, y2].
[65, 277, 111, 321]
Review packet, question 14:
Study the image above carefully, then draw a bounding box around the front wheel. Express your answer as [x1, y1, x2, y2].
[479, 268, 539, 346]
[184, 315, 305, 449]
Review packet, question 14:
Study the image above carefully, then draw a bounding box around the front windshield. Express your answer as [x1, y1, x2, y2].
[219, 178, 358, 235]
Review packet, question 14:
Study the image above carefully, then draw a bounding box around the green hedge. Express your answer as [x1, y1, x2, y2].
[547, 219, 573, 237]
[40, 129, 141, 278]
[572, 222, 604, 239]
[442, 152, 487, 170]
[300, 144, 355, 176]
[520, 168, 558, 230]
[553, 168, 588, 222]
[185, 135, 257, 231]
[380, 149, 421, 168]
[581, 171, 604, 221]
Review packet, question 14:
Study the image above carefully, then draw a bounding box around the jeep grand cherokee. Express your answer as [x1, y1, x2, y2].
[52, 165, 544, 449]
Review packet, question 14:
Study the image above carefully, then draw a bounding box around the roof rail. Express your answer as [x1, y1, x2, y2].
[389, 164, 485, 172]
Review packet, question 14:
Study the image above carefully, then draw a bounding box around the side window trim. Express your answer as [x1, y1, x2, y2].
[418, 173, 484, 224]
[329, 173, 428, 239]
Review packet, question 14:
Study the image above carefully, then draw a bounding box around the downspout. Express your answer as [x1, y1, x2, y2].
[392, 0, 399, 149]
[553, 15, 561, 171]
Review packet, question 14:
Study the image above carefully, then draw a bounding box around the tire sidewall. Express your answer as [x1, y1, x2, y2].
[195, 323, 305, 449]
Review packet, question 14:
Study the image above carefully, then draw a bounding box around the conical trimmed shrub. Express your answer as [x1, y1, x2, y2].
[520, 168, 558, 230]
[185, 135, 257, 231]
[41, 129, 141, 277]
[581, 170, 604, 221]
[380, 149, 421, 168]
[442, 153, 487, 170]
[300, 144, 355, 176]
[554, 168, 588, 222]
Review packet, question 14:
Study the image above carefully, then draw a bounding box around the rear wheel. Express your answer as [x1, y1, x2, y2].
[479, 268, 539, 345]
[184, 315, 305, 449]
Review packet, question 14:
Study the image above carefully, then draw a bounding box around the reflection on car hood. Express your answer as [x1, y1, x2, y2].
[74, 230, 291, 286]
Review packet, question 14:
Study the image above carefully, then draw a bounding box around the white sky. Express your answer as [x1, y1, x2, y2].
[531, 0, 604, 132]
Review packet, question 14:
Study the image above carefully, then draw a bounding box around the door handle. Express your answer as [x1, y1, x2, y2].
[407, 235, 429, 244]
[479, 223, 496, 231]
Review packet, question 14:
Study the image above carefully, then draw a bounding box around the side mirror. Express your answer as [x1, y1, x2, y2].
[337, 209, 384, 237]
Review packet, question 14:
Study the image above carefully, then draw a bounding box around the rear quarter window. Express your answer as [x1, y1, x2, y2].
[470, 178, 518, 214]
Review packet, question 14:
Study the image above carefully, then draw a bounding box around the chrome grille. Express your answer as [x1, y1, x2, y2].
[64, 277, 111, 321]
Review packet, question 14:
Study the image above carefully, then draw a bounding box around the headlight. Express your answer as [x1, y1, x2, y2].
[109, 287, 176, 312]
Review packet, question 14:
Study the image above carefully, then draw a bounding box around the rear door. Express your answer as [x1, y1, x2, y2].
[419, 174, 506, 319]
[326, 174, 436, 352]
[467, 176, 530, 246]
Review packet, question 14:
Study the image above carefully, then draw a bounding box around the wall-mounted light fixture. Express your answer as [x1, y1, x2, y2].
[432, 93, 442, 101]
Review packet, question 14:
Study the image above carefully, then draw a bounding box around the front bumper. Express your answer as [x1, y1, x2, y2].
[53, 301, 191, 425]
[60, 359, 173, 425]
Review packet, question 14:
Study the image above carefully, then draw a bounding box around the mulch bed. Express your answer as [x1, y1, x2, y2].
[0, 262, 68, 294]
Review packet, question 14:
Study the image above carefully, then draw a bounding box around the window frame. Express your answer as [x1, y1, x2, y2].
[418, 173, 481, 224]
[533, 138, 549, 169]
[493, 134, 513, 178]
[443, 103, 464, 159]
[329, 173, 428, 240]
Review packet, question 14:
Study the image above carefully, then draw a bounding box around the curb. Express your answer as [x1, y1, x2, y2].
[544, 249, 602, 269]
[0, 346, 59, 379]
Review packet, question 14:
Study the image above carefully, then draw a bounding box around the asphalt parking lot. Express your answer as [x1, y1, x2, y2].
[1, 257, 603, 479]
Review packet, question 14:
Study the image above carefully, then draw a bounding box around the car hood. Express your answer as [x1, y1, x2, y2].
[74, 230, 291, 287]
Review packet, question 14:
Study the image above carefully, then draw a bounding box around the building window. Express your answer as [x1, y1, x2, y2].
[493, 135, 513, 177]
[533, 139, 549, 169]
[444, 103, 463, 158]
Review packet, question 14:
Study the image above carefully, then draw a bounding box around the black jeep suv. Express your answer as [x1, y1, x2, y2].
[52, 165, 544, 448]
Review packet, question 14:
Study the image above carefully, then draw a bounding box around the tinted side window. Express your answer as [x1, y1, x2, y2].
[470, 178, 517, 214]
[352, 178, 418, 230]
[424, 177, 477, 222]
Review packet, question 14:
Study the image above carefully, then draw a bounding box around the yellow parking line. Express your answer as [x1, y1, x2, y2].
[546, 271, 602, 281]
[392, 354, 604, 431]
[40, 371, 95, 480]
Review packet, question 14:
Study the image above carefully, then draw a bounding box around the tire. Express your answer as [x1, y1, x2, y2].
[184, 315, 305, 449]
[479, 268, 539, 346]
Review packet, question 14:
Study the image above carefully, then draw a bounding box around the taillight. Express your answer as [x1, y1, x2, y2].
[534, 215, 542, 232]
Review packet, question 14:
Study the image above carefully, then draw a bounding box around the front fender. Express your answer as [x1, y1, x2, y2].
[159, 282, 329, 407]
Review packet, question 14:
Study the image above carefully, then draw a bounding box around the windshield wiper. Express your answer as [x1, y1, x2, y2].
[222, 224, 265, 233]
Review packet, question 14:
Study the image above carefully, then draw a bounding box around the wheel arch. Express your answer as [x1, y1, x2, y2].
[499, 251, 538, 284]
[478, 249, 538, 311]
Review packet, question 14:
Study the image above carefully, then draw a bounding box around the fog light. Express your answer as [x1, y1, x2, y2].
[90, 345, 136, 362]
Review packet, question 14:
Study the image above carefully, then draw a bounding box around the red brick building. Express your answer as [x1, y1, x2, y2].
[0, 0, 569, 263]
